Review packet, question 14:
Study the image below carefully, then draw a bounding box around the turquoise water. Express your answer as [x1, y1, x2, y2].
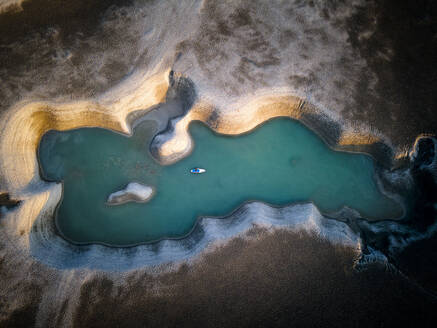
[38, 118, 403, 246]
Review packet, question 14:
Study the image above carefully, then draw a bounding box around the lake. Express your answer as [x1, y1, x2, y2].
[38, 117, 403, 246]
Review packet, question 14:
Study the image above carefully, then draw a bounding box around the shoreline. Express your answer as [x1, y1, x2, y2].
[0, 70, 419, 269]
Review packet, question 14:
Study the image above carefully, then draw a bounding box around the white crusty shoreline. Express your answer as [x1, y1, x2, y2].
[0, 67, 416, 270]
[1, 0, 423, 273]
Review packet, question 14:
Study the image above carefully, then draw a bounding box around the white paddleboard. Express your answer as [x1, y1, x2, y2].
[190, 168, 206, 174]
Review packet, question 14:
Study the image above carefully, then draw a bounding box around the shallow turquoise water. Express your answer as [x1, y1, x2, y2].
[38, 118, 403, 246]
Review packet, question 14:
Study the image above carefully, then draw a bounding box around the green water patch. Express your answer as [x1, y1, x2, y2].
[38, 118, 403, 246]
